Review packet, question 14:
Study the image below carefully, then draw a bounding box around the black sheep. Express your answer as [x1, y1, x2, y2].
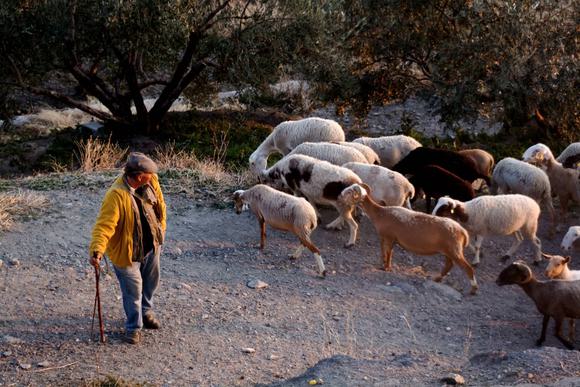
[393, 147, 490, 185]
[408, 165, 475, 213]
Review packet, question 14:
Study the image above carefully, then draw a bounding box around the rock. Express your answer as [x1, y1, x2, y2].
[175, 247, 183, 256]
[2, 335, 24, 345]
[445, 327, 451, 332]
[241, 347, 256, 353]
[246, 279, 268, 289]
[0, 259, 3, 269]
[18, 362, 32, 370]
[8, 258, 20, 267]
[1, 351, 12, 357]
[37, 360, 51, 368]
[469, 351, 508, 365]
[441, 373, 465, 385]
[180, 283, 192, 291]
[268, 354, 280, 360]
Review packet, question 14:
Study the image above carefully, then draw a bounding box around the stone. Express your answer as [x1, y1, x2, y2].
[0, 259, 3, 270]
[246, 280, 268, 289]
[37, 360, 51, 368]
[8, 259, 20, 267]
[441, 373, 465, 385]
[423, 281, 462, 301]
[241, 347, 256, 353]
[18, 362, 32, 370]
[2, 335, 24, 345]
[1, 351, 12, 357]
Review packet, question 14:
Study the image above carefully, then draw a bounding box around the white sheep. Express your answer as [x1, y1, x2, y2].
[249, 117, 345, 175]
[353, 135, 422, 168]
[491, 157, 555, 224]
[339, 183, 478, 294]
[561, 226, 580, 252]
[288, 142, 369, 167]
[260, 154, 363, 247]
[557, 142, 580, 168]
[522, 143, 580, 216]
[341, 162, 414, 208]
[233, 184, 326, 276]
[432, 195, 542, 265]
[336, 142, 381, 165]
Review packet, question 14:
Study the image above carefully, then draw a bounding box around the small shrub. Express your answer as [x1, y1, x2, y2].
[0, 190, 48, 232]
[75, 136, 128, 172]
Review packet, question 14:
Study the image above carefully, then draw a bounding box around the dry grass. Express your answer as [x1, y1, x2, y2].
[154, 143, 253, 198]
[0, 190, 49, 232]
[75, 136, 128, 172]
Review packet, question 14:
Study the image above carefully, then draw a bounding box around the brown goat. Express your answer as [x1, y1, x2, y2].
[339, 183, 478, 294]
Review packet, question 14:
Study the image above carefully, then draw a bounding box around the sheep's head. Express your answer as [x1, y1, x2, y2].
[561, 226, 580, 251]
[496, 260, 533, 286]
[338, 183, 369, 206]
[522, 143, 553, 166]
[432, 197, 468, 222]
[232, 190, 246, 214]
[249, 152, 268, 176]
[543, 253, 571, 279]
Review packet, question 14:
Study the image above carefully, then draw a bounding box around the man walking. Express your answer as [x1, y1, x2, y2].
[89, 152, 166, 344]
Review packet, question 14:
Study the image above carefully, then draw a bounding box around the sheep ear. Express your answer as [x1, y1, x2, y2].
[542, 252, 552, 260]
[564, 256, 571, 264]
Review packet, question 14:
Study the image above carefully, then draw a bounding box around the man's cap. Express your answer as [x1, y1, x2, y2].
[124, 152, 158, 174]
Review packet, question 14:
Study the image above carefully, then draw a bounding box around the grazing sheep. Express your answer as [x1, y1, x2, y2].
[260, 154, 362, 247]
[459, 149, 495, 190]
[339, 183, 478, 294]
[497, 261, 580, 350]
[491, 157, 555, 224]
[557, 142, 580, 169]
[336, 142, 381, 165]
[393, 147, 490, 185]
[249, 117, 345, 175]
[288, 142, 369, 166]
[561, 226, 580, 252]
[522, 143, 580, 216]
[432, 195, 542, 265]
[353, 135, 422, 168]
[342, 162, 415, 208]
[233, 184, 326, 276]
[408, 165, 475, 213]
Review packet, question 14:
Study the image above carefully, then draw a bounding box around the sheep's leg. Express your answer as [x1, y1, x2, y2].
[471, 235, 484, 266]
[296, 235, 326, 277]
[453, 255, 478, 295]
[342, 206, 358, 248]
[536, 315, 550, 346]
[569, 319, 576, 342]
[259, 218, 266, 250]
[434, 256, 453, 282]
[326, 216, 345, 230]
[554, 318, 575, 350]
[501, 233, 523, 262]
[381, 238, 394, 271]
[290, 245, 304, 259]
[531, 235, 542, 263]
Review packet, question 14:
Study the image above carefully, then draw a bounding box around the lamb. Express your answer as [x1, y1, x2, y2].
[392, 147, 490, 185]
[341, 162, 415, 208]
[458, 149, 495, 189]
[543, 253, 580, 280]
[408, 165, 475, 213]
[288, 142, 369, 166]
[497, 261, 580, 350]
[233, 184, 326, 276]
[260, 154, 362, 247]
[432, 195, 542, 265]
[561, 226, 580, 252]
[490, 157, 555, 224]
[557, 142, 580, 169]
[338, 183, 478, 294]
[353, 135, 422, 168]
[249, 117, 345, 175]
[522, 143, 580, 216]
[336, 142, 381, 165]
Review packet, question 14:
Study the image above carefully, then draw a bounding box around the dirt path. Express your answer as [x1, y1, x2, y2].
[1, 182, 580, 386]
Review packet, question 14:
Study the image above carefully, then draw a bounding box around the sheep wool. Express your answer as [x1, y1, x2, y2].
[288, 142, 369, 166]
[249, 117, 345, 175]
[353, 135, 422, 168]
[561, 226, 580, 251]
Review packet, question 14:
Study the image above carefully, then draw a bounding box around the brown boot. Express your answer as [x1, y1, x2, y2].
[123, 330, 141, 344]
[143, 313, 160, 329]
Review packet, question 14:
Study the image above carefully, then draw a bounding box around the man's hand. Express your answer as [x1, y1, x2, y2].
[90, 252, 102, 268]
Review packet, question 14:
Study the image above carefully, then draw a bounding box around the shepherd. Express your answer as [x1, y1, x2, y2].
[89, 152, 167, 344]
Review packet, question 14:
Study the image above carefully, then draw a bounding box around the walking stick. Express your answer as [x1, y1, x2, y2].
[91, 264, 106, 343]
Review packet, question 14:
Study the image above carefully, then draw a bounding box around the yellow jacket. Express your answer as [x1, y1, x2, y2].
[89, 174, 166, 268]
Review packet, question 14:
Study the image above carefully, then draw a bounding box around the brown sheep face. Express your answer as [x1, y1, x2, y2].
[496, 261, 533, 286]
[233, 190, 245, 214]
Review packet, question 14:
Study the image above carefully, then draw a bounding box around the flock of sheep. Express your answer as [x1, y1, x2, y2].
[233, 116, 580, 349]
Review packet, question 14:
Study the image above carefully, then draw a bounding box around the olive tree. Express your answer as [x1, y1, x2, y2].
[0, 0, 334, 132]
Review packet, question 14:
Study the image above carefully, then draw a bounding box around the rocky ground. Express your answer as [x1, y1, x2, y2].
[1, 178, 580, 386]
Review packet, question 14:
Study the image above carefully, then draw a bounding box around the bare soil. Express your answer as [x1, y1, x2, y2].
[1, 181, 580, 386]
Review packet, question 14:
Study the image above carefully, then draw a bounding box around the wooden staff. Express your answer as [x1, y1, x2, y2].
[91, 265, 106, 343]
